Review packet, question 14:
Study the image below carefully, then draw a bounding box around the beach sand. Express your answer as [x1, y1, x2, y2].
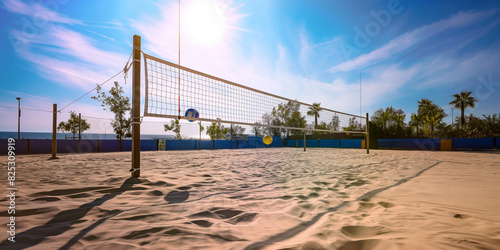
[1, 148, 499, 249]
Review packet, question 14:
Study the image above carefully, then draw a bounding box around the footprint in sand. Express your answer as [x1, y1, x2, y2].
[164, 190, 189, 203]
[338, 239, 382, 250]
[341, 225, 390, 239]
[190, 220, 213, 228]
[147, 190, 164, 196]
[33, 197, 61, 202]
[188, 207, 258, 226]
[378, 201, 395, 208]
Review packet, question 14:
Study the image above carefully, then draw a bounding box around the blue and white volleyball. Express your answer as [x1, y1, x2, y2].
[184, 108, 199, 122]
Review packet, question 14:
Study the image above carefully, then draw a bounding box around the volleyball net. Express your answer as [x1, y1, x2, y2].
[143, 53, 367, 135]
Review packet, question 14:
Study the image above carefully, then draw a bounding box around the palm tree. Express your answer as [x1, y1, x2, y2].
[449, 91, 478, 129]
[307, 102, 322, 128]
[417, 98, 432, 113]
[410, 113, 422, 137]
[424, 105, 445, 136]
[417, 98, 446, 137]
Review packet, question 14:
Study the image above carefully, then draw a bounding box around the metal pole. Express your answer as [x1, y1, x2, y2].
[131, 35, 141, 177]
[16, 97, 21, 139]
[51, 103, 58, 159]
[366, 112, 370, 154]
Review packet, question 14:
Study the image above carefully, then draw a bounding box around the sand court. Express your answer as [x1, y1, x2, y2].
[1, 148, 499, 249]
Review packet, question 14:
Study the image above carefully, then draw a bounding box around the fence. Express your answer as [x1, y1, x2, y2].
[4, 137, 491, 155]
[0, 137, 283, 155]
[0, 139, 158, 155]
[378, 138, 498, 150]
[284, 139, 364, 148]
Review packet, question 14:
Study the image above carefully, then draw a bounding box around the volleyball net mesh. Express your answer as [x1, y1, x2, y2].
[143, 53, 366, 135]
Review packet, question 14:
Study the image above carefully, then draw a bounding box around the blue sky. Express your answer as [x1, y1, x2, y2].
[1, 0, 500, 135]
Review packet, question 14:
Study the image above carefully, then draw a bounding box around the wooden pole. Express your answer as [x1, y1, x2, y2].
[131, 35, 141, 177]
[50, 103, 58, 159]
[366, 112, 370, 154]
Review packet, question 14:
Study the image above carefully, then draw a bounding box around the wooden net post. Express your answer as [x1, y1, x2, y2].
[131, 35, 141, 177]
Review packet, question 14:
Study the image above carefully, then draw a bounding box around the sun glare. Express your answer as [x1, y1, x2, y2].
[184, 1, 227, 45]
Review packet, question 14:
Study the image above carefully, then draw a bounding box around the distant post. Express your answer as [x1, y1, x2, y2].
[366, 112, 370, 154]
[50, 103, 58, 159]
[303, 131, 306, 152]
[16, 97, 21, 139]
[78, 113, 82, 153]
[131, 35, 141, 177]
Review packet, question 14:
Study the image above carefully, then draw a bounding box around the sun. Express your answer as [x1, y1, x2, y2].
[183, 1, 227, 46]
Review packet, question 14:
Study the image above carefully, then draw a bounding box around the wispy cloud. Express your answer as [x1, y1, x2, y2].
[10, 25, 128, 91]
[0, 89, 53, 102]
[86, 30, 119, 43]
[2, 0, 82, 24]
[329, 10, 496, 73]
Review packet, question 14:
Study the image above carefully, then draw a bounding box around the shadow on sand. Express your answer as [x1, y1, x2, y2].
[0, 177, 142, 250]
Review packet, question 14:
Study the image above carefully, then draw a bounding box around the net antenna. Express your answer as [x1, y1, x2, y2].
[132, 35, 370, 177]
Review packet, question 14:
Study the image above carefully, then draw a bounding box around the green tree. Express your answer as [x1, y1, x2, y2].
[262, 113, 280, 137]
[271, 100, 305, 138]
[229, 124, 246, 139]
[482, 114, 500, 137]
[372, 108, 390, 136]
[198, 121, 204, 140]
[370, 107, 407, 138]
[164, 119, 181, 139]
[272, 103, 290, 137]
[393, 109, 406, 136]
[449, 91, 478, 129]
[92, 81, 132, 145]
[329, 115, 340, 131]
[307, 102, 322, 128]
[251, 123, 264, 137]
[312, 121, 329, 138]
[206, 119, 229, 140]
[344, 117, 365, 132]
[288, 109, 307, 137]
[57, 111, 90, 139]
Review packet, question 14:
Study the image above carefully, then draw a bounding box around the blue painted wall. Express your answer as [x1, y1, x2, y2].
[451, 138, 494, 150]
[341, 139, 364, 148]
[100, 140, 120, 152]
[319, 139, 341, 148]
[4, 137, 494, 155]
[287, 139, 361, 148]
[30, 139, 53, 154]
[378, 139, 441, 150]
[0, 139, 28, 155]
